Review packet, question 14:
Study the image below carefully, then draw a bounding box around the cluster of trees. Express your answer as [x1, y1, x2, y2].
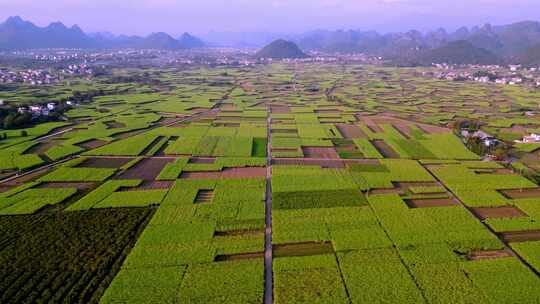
[473, 71, 498, 81]
[0, 102, 72, 130]
[0, 110, 32, 129]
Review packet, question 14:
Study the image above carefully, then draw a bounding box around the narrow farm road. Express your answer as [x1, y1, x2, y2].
[264, 108, 273, 304]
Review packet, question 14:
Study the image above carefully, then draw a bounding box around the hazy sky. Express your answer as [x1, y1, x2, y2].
[1, 0, 540, 36]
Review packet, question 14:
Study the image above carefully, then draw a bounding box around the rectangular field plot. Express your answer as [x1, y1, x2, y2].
[102, 177, 266, 303]
[0, 208, 154, 303]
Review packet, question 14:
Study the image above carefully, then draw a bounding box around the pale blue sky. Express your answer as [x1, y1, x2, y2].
[1, 0, 539, 36]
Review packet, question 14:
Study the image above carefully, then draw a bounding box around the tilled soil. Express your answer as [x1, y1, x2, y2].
[466, 249, 513, 260]
[499, 230, 540, 243]
[76, 139, 109, 150]
[371, 140, 400, 158]
[500, 188, 540, 199]
[180, 167, 266, 179]
[405, 198, 459, 208]
[116, 157, 175, 180]
[302, 147, 340, 159]
[37, 182, 96, 190]
[77, 157, 133, 168]
[335, 123, 367, 138]
[471, 206, 527, 220]
[119, 180, 174, 191]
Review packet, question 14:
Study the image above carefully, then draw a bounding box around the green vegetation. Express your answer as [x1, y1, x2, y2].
[1, 63, 539, 303]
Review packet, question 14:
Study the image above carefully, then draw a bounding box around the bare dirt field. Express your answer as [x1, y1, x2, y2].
[500, 188, 540, 199]
[215, 252, 264, 262]
[302, 147, 340, 159]
[119, 180, 174, 191]
[371, 140, 400, 158]
[335, 123, 367, 138]
[189, 157, 216, 164]
[222, 167, 266, 178]
[37, 182, 96, 190]
[0, 185, 14, 193]
[180, 171, 222, 179]
[76, 139, 109, 150]
[405, 198, 459, 208]
[25, 140, 63, 154]
[116, 157, 174, 180]
[467, 249, 512, 260]
[180, 167, 266, 179]
[499, 230, 540, 242]
[104, 121, 127, 129]
[471, 206, 527, 220]
[77, 157, 133, 168]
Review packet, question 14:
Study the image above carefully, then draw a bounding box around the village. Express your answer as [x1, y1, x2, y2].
[0, 64, 93, 85]
[428, 63, 540, 88]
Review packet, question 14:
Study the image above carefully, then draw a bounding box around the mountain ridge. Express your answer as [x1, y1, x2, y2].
[0, 16, 206, 51]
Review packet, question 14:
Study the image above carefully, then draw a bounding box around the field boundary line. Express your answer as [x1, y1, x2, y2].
[264, 107, 273, 304]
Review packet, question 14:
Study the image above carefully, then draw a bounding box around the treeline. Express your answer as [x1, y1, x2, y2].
[0, 102, 71, 130]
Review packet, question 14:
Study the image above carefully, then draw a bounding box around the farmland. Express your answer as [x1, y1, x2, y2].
[0, 63, 540, 303]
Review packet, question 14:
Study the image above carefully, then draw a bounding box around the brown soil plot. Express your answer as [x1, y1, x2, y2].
[500, 188, 540, 199]
[180, 171, 222, 179]
[272, 158, 344, 168]
[214, 229, 265, 237]
[405, 198, 459, 208]
[466, 249, 512, 261]
[302, 147, 340, 159]
[37, 182, 96, 190]
[116, 157, 174, 180]
[336, 124, 367, 138]
[214, 252, 264, 262]
[119, 180, 174, 191]
[188, 157, 216, 164]
[371, 140, 400, 158]
[77, 157, 133, 168]
[471, 206, 527, 220]
[499, 230, 540, 243]
[194, 190, 214, 204]
[76, 139, 108, 150]
[222, 167, 266, 178]
[140, 136, 166, 155]
[104, 121, 127, 129]
[25, 140, 63, 154]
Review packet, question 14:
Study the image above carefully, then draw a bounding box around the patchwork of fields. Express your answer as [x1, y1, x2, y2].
[1, 64, 540, 303]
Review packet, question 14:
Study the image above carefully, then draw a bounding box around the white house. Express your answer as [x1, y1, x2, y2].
[521, 133, 540, 144]
[29, 105, 41, 113]
[46, 103, 56, 110]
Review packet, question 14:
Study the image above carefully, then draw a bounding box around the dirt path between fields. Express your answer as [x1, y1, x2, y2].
[264, 108, 273, 304]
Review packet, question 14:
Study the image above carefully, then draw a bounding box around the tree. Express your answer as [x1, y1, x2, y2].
[3, 113, 15, 129]
[493, 146, 509, 160]
[20, 130, 28, 137]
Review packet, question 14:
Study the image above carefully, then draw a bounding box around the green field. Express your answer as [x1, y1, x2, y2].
[0, 63, 539, 303]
